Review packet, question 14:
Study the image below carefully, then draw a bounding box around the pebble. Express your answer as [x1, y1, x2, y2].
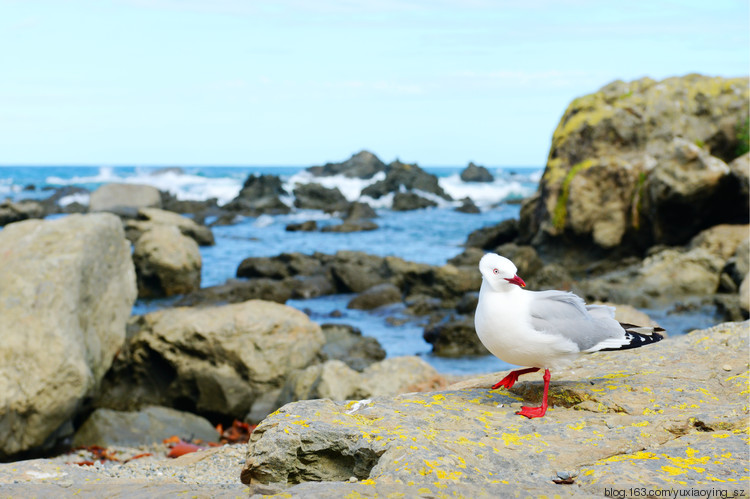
[722, 364, 732, 371]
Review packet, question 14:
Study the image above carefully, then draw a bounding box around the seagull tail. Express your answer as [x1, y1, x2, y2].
[598, 323, 665, 352]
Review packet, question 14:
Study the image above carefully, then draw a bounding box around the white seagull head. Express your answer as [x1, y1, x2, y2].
[478, 253, 526, 292]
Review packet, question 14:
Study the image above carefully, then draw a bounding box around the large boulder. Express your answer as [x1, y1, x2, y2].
[307, 150, 387, 179]
[125, 207, 215, 246]
[0, 214, 136, 458]
[520, 75, 749, 258]
[223, 174, 290, 215]
[132, 225, 202, 298]
[361, 161, 452, 201]
[94, 301, 325, 422]
[89, 183, 162, 217]
[241, 321, 748, 496]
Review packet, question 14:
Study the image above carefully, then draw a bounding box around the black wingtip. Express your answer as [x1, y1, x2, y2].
[599, 324, 665, 352]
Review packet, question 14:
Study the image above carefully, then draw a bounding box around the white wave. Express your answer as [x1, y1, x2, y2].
[48, 167, 243, 206]
[284, 170, 385, 202]
[253, 214, 275, 228]
[438, 173, 532, 208]
[58, 193, 90, 207]
[359, 192, 395, 209]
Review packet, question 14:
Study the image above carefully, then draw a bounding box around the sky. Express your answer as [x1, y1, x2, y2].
[0, 0, 748, 167]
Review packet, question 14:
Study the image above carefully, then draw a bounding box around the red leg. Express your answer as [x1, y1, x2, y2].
[516, 368, 551, 419]
[491, 367, 540, 390]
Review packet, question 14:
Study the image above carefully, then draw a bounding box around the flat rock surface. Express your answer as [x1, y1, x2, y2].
[1, 322, 746, 498]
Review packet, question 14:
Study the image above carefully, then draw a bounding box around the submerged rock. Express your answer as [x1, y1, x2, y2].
[0, 214, 136, 458]
[242, 321, 748, 496]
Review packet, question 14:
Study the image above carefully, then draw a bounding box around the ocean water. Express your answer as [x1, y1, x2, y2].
[0, 165, 722, 374]
[1, 165, 541, 374]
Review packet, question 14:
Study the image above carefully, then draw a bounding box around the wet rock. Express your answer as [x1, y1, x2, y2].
[455, 197, 480, 213]
[89, 183, 162, 217]
[286, 220, 318, 232]
[307, 150, 387, 179]
[175, 278, 293, 306]
[460, 162, 494, 182]
[95, 301, 325, 421]
[319, 324, 386, 372]
[347, 283, 402, 310]
[132, 225, 202, 298]
[237, 252, 326, 280]
[242, 321, 748, 496]
[361, 161, 451, 201]
[72, 406, 219, 448]
[391, 192, 438, 211]
[465, 219, 519, 249]
[345, 201, 377, 220]
[321, 220, 379, 233]
[224, 174, 290, 215]
[0, 214, 136, 458]
[125, 207, 215, 246]
[293, 183, 349, 212]
[423, 316, 489, 356]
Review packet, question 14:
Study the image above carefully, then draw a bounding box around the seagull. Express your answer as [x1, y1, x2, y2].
[474, 253, 664, 419]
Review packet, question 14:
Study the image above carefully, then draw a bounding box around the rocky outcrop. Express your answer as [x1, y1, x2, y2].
[132, 225, 202, 298]
[125, 207, 215, 246]
[72, 406, 219, 448]
[520, 75, 749, 258]
[89, 183, 162, 217]
[361, 161, 452, 201]
[292, 183, 350, 212]
[223, 174, 290, 215]
[307, 150, 387, 179]
[0, 214, 136, 458]
[241, 321, 748, 496]
[460, 162, 494, 182]
[94, 301, 325, 422]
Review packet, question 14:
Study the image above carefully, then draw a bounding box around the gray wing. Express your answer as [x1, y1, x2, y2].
[527, 290, 627, 352]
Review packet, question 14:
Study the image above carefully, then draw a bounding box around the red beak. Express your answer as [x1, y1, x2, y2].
[505, 275, 526, 288]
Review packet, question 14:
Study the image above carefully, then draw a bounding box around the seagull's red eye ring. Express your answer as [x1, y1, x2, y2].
[492, 268, 499, 275]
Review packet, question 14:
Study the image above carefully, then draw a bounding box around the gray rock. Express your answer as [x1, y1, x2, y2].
[347, 283, 402, 310]
[465, 218, 519, 249]
[0, 199, 44, 226]
[460, 162, 494, 182]
[293, 183, 350, 212]
[73, 406, 219, 447]
[455, 197, 480, 213]
[307, 150, 387, 179]
[391, 192, 438, 211]
[321, 220, 378, 233]
[242, 322, 748, 496]
[423, 316, 489, 356]
[0, 214, 136, 458]
[125, 207, 215, 246]
[286, 220, 318, 232]
[319, 324, 386, 372]
[345, 201, 377, 220]
[175, 278, 293, 306]
[95, 301, 325, 421]
[224, 174, 290, 215]
[89, 183, 162, 217]
[132, 225, 202, 298]
[361, 161, 452, 201]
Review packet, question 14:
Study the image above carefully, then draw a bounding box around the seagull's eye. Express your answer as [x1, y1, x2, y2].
[492, 268, 499, 275]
